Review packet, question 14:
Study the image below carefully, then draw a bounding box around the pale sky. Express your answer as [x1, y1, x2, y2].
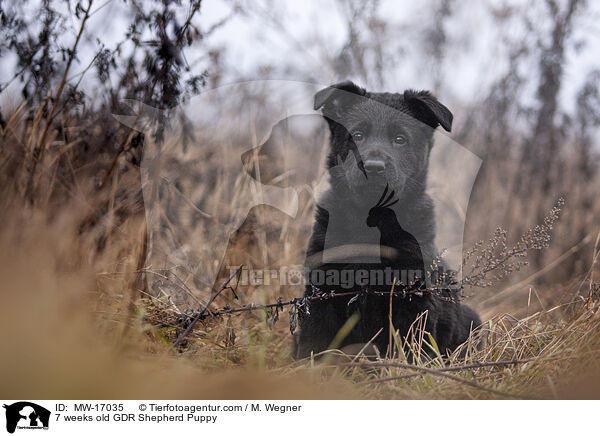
[2, 0, 600, 118]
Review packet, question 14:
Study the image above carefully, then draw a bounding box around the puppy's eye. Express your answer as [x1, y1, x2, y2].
[352, 131, 364, 142]
[394, 134, 407, 145]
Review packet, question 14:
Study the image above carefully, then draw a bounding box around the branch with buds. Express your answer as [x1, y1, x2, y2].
[462, 198, 565, 287]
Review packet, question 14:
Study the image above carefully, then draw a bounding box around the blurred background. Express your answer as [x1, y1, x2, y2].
[1, 0, 600, 399]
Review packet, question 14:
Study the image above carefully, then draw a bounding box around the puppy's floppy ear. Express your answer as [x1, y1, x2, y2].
[403, 90, 453, 132]
[314, 80, 366, 111]
[314, 81, 368, 179]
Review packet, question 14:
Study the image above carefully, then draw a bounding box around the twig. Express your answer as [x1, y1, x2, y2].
[346, 361, 533, 398]
[169, 265, 243, 351]
[356, 358, 536, 385]
[168, 285, 458, 325]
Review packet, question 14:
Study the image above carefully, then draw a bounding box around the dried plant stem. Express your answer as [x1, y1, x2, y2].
[355, 358, 536, 385]
[485, 234, 593, 306]
[26, 0, 94, 201]
[100, 2, 202, 191]
[350, 328, 383, 363]
[169, 265, 243, 351]
[164, 284, 454, 326]
[121, 220, 149, 339]
[99, 127, 139, 189]
[463, 198, 565, 287]
[347, 361, 533, 398]
[589, 230, 600, 301]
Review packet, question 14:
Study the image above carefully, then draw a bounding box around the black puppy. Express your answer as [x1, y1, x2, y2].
[293, 81, 480, 359]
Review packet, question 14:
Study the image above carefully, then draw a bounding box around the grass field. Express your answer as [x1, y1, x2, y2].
[2, 97, 600, 401]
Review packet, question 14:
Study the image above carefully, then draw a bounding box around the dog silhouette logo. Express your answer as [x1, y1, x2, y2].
[113, 80, 481, 309]
[3, 402, 50, 433]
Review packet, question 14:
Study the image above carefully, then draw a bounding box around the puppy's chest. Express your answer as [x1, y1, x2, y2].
[327, 212, 378, 261]
[320, 201, 425, 262]
[321, 205, 393, 263]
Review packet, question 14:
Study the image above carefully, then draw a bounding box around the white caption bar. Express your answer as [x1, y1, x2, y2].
[1, 400, 597, 435]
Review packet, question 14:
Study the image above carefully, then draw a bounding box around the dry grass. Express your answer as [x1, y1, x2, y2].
[2, 204, 600, 400]
[2, 100, 600, 400]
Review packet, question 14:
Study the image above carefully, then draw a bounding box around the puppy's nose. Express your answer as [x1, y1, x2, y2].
[364, 159, 386, 175]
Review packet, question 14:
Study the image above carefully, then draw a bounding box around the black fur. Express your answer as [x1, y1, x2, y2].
[293, 81, 480, 359]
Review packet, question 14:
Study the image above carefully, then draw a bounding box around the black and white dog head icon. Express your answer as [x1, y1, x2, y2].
[3, 402, 50, 434]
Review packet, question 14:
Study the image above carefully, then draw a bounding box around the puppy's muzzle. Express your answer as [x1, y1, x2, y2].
[364, 159, 386, 175]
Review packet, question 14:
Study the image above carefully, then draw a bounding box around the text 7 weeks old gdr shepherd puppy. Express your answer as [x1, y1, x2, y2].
[293, 81, 480, 359]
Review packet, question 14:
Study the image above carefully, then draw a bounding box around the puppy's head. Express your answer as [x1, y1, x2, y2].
[314, 81, 452, 203]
